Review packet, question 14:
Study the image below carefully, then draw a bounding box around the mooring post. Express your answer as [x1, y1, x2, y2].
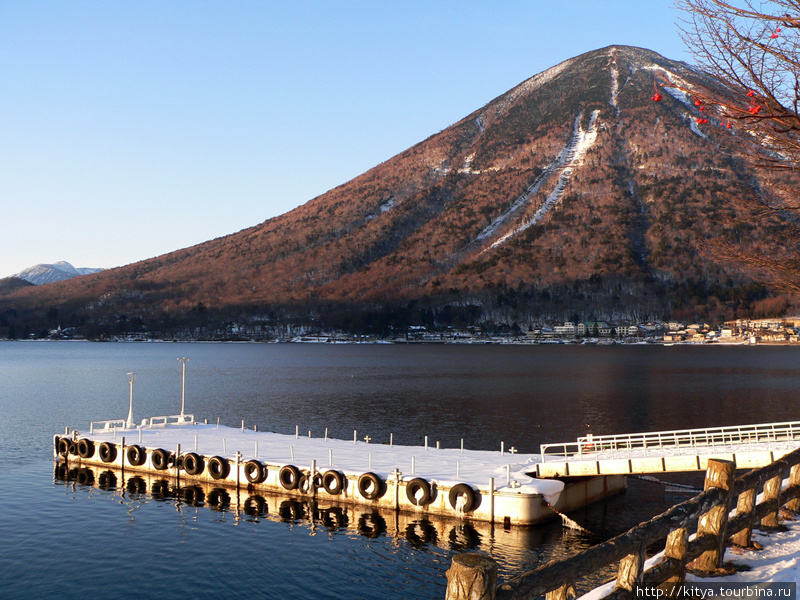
[689, 458, 735, 573]
[445, 553, 497, 600]
[236, 451, 241, 489]
[311, 459, 317, 499]
[730, 487, 757, 547]
[175, 443, 181, 488]
[121, 436, 126, 477]
[393, 468, 401, 511]
[761, 475, 783, 529]
[489, 477, 495, 525]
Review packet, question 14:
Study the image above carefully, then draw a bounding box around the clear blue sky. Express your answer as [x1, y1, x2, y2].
[0, 1, 689, 278]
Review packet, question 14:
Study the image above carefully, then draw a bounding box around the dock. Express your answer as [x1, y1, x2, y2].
[53, 414, 625, 526]
[537, 420, 800, 477]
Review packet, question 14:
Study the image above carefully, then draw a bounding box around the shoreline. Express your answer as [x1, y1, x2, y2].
[2, 337, 799, 347]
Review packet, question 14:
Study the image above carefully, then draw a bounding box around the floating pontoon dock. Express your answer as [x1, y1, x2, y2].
[54, 415, 625, 526]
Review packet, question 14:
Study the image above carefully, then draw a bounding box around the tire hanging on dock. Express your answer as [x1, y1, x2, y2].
[448, 483, 479, 513]
[57, 438, 71, 457]
[182, 452, 204, 476]
[77, 438, 95, 459]
[244, 460, 267, 484]
[406, 477, 433, 506]
[357, 472, 385, 500]
[99, 442, 117, 463]
[151, 448, 171, 471]
[126, 444, 147, 466]
[322, 470, 345, 495]
[279, 465, 301, 490]
[207, 456, 230, 480]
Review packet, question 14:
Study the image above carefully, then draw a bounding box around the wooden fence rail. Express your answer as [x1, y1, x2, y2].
[445, 446, 800, 600]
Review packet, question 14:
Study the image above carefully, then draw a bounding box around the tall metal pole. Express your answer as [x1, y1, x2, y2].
[126, 372, 136, 428]
[178, 357, 189, 416]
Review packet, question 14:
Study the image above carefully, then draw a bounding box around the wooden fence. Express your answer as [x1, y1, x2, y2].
[445, 447, 800, 600]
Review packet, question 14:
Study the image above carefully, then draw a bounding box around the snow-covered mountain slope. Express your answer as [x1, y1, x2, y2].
[12, 261, 104, 285]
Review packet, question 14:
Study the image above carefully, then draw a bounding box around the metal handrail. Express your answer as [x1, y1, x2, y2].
[89, 414, 195, 433]
[575, 420, 800, 445]
[541, 420, 800, 462]
[143, 414, 195, 426]
[89, 419, 127, 433]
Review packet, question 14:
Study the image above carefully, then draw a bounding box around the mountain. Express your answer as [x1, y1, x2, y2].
[0, 45, 792, 338]
[12, 261, 105, 286]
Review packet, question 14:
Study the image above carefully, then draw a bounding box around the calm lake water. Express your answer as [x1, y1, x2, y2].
[2, 341, 800, 599]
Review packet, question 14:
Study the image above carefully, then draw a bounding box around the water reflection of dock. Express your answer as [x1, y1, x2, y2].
[52, 462, 547, 554]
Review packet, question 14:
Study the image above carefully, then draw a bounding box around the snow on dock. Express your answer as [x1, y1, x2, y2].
[56, 415, 603, 526]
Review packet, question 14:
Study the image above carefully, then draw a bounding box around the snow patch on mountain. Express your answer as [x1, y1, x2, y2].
[480, 110, 602, 251]
[688, 116, 709, 139]
[12, 261, 104, 285]
[493, 56, 576, 117]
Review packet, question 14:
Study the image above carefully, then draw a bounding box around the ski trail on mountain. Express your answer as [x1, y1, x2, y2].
[609, 51, 620, 115]
[477, 109, 601, 252]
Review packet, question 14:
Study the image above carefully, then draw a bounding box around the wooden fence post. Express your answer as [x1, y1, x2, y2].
[787, 464, 800, 512]
[730, 487, 756, 547]
[660, 526, 688, 591]
[761, 475, 782, 529]
[546, 584, 577, 600]
[446, 553, 497, 600]
[689, 459, 734, 574]
[615, 545, 645, 593]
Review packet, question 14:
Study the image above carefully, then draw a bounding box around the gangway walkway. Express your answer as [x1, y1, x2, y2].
[536, 420, 800, 477]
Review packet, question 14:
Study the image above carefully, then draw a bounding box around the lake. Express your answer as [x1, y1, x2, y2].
[2, 341, 799, 599]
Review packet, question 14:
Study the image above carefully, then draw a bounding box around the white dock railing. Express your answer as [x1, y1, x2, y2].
[540, 420, 800, 463]
[89, 414, 194, 434]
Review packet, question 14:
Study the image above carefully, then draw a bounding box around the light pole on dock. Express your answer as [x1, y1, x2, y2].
[126, 372, 136, 428]
[178, 357, 189, 416]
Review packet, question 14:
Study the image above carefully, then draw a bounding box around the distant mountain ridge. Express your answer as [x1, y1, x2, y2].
[13, 261, 104, 286]
[0, 45, 793, 338]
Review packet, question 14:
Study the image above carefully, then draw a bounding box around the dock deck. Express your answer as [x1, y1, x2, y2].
[54, 415, 624, 526]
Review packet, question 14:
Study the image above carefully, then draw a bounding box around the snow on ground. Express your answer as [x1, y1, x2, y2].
[576, 473, 800, 600]
[688, 115, 709, 139]
[700, 523, 800, 586]
[483, 110, 601, 251]
[81, 421, 563, 499]
[579, 509, 800, 600]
